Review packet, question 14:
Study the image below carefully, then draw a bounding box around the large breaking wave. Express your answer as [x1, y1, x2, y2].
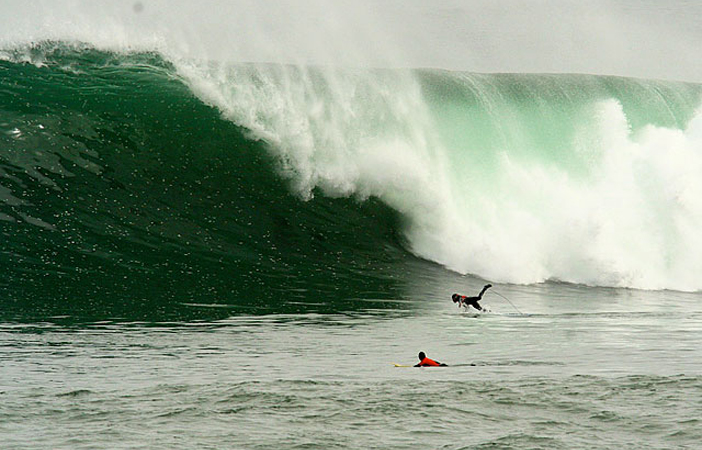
[1, 43, 701, 322]
[175, 46, 702, 291]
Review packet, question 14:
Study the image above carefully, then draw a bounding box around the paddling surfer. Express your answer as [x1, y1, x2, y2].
[414, 351, 448, 367]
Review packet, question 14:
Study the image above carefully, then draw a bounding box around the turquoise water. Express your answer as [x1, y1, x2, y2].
[2, 44, 702, 449]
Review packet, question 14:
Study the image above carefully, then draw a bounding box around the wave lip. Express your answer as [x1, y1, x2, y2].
[0, 44, 413, 321]
[175, 56, 702, 291]
[2, 42, 702, 299]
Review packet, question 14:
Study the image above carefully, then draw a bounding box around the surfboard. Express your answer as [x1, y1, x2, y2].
[393, 363, 450, 367]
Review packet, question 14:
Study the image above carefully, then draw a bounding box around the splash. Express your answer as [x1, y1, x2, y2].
[2, 42, 702, 291]
[175, 63, 702, 290]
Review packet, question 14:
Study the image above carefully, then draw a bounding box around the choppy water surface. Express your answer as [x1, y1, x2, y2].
[2, 30, 702, 450]
[2, 284, 701, 450]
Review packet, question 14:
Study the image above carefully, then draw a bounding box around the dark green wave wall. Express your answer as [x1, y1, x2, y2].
[0, 45, 411, 322]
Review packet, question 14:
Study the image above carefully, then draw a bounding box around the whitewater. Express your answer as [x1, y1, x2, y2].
[3, 42, 702, 290]
[2, 2, 702, 450]
[177, 61, 702, 290]
[2, 1, 702, 291]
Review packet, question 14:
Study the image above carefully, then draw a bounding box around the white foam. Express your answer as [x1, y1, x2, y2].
[3, 1, 701, 290]
[176, 60, 702, 291]
[413, 99, 702, 290]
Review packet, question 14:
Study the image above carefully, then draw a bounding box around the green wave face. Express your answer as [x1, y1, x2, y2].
[421, 71, 701, 176]
[2, 43, 702, 322]
[414, 71, 702, 290]
[0, 44, 415, 322]
[174, 54, 702, 292]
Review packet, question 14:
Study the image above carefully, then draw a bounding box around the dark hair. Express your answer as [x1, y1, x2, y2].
[418, 352, 426, 360]
[452, 293, 460, 302]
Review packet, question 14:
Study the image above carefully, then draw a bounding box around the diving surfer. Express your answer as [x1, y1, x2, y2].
[452, 284, 492, 311]
[414, 351, 448, 367]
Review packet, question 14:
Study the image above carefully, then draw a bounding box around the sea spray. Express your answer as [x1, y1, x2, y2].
[175, 61, 702, 290]
[2, 44, 702, 291]
[175, 62, 455, 235]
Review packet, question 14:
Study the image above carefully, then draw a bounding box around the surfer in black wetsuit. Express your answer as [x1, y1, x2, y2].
[452, 284, 492, 311]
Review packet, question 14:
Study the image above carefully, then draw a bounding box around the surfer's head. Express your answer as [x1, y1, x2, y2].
[452, 293, 460, 303]
[418, 352, 426, 361]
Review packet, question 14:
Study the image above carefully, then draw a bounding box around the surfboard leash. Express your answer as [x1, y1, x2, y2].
[491, 290, 523, 314]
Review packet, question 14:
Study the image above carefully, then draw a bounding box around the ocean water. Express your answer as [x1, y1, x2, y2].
[2, 283, 701, 449]
[2, 40, 702, 449]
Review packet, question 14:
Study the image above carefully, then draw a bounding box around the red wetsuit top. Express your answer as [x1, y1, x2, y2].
[417, 357, 441, 367]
